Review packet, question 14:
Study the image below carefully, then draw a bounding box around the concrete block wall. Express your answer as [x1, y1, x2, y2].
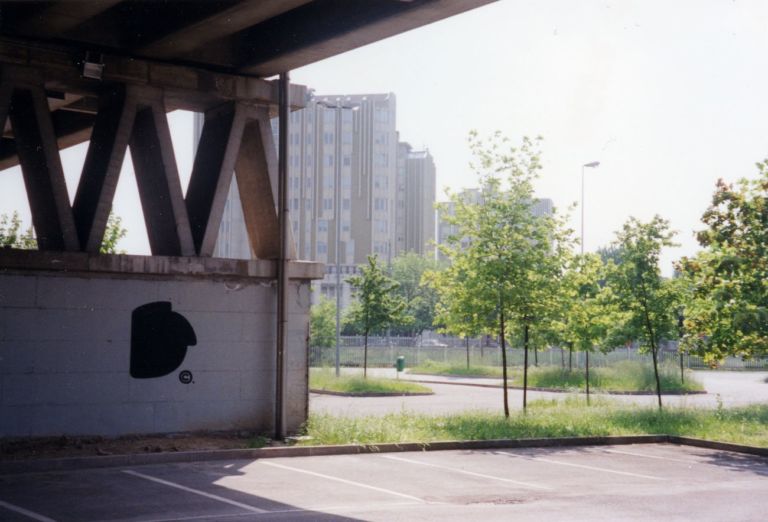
[0, 255, 318, 438]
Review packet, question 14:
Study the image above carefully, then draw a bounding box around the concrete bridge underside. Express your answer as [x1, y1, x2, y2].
[0, 0, 494, 439]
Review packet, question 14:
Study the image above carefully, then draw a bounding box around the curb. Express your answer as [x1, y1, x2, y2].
[310, 389, 434, 397]
[407, 376, 707, 396]
[2, 435, 765, 475]
[668, 436, 768, 458]
[0, 435, 667, 475]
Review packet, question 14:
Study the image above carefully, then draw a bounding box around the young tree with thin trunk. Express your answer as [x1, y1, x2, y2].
[433, 132, 571, 415]
[347, 255, 407, 378]
[561, 253, 613, 405]
[606, 216, 680, 409]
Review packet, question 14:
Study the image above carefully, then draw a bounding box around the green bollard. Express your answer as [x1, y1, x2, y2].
[395, 356, 405, 378]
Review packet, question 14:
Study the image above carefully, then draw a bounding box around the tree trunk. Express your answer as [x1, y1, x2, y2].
[480, 338, 484, 360]
[560, 347, 565, 369]
[523, 322, 530, 412]
[363, 329, 369, 379]
[585, 349, 590, 405]
[651, 343, 662, 409]
[679, 351, 685, 384]
[534, 346, 538, 367]
[500, 309, 509, 418]
[466, 337, 470, 369]
[568, 343, 573, 371]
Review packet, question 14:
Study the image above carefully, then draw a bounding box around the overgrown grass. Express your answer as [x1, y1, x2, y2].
[303, 398, 768, 447]
[310, 368, 431, 395]
[409, 360, 704, 393]
[410, 360, 504, 378]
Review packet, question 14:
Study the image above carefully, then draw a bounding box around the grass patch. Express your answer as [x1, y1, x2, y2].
[310, 368, 431, 395]
[303, 399, 768, 447]
[410, 360, 504, 378]
[409, 360, 703, 393]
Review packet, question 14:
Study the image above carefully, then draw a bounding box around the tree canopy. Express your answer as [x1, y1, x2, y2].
[432, 132, 571, 414]
[606, 215, 680, 408]
[678, 165, 768, 362]
[347, 255, 408, 377]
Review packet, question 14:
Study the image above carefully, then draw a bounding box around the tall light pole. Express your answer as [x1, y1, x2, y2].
[317, 99, 358, 377]
[580, 161, 600, 255]
[580, 160, 599, 405]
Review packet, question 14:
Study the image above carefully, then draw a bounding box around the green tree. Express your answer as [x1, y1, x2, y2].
[0, 211, 127, 252]
[389, 252, 441, 335]
[310, 296, 336, 349]
[435, 133, 571, 415]
[100, 213, 128, 254]
[347, 255, 408, 377]
[0, 212, 37, 249]
[560, 253, 614, 404]
[606, 216, 680, 409]
[678, 166, 768, 363]
[427, 258, 491, 369]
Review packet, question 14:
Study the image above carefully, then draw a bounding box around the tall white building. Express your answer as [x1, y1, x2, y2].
[213, 92, 435, 308]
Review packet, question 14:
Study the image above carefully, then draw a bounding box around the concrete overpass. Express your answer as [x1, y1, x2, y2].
[0, 0, 495, 439]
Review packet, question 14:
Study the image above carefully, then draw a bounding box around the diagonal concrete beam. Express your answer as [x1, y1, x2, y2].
[234, 107, 295, 260]
[8, 85, 79, 251]
[185, 102, 247, 257]
[72, 85, 137, 253]
[129, 90, 195, 257]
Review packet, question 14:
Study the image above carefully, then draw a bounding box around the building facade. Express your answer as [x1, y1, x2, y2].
[212, 93, 436, 308]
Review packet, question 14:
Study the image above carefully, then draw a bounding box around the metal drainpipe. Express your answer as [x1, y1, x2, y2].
[275, 72, 290, 440]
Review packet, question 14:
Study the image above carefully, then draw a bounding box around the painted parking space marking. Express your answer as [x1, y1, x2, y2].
[140, 501, 422, 522]
[381, 454, 552, 491]
[493, 451, 666, 480]
[259, 460, 425, 502]
[0, 500, 58, 522]
[603, 448, 699, 464]
[122, 470, 268, 514]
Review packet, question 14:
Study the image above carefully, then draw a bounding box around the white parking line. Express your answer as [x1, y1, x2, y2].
[603, 448, 698, 464]
[0, 500, 58, 522]
[259, 461, 425, 502]
[121, 470, 268, 514]
[493, 451, 666, 481]
[381, 455, 552, 491]
[140, 501, 422, 522]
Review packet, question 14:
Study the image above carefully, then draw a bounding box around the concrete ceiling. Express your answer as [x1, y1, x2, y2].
[0, 0, 496, 77]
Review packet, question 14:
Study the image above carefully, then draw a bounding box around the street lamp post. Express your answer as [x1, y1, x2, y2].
[317, 99, 358, 377]
[581, 160, 599, 405]
[581, 161, 600, 256]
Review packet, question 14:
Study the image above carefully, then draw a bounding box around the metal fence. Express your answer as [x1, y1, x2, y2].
[309, 337, 768, 370]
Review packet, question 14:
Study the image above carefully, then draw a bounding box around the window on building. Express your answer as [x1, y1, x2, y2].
[323, 131, 334, 145]
[323, 198, 333, 211]
[342, 198, 351, 210]
[374, 198, 388, 211]
[343, 155, 351, 166]
[325, 154, 334, 167]
[317, 242, 328, 254]
[375, 108, 389, 124]
[375, 153, 388, 167]
[318, 220, 328, 232]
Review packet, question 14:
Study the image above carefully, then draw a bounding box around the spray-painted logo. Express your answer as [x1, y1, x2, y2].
[130, 302, 197, 380]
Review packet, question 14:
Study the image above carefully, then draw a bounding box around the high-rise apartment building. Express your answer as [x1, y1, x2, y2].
[213, 92, 438, 308]
[397, 145, 436, 257]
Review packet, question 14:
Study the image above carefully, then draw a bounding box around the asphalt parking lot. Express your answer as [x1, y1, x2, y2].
[1, 443, 766, 521]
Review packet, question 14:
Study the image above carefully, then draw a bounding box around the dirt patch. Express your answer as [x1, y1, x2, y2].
[0, 432, 276, 461]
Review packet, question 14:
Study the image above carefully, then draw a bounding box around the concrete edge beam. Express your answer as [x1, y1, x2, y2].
[0, 250, 324, 280]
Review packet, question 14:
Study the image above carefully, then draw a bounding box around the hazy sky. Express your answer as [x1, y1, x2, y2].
[2, 0, 768, 274]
